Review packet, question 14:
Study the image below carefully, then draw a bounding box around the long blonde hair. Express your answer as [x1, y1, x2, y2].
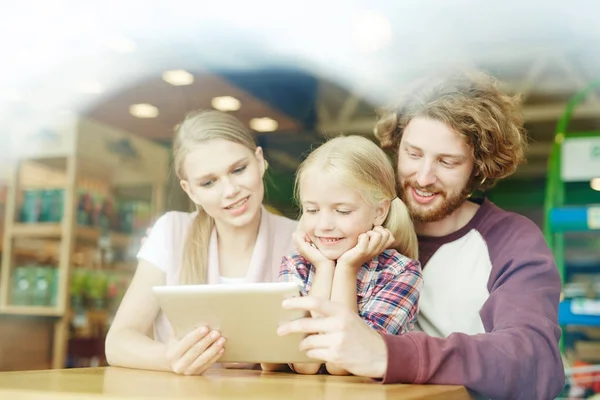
[295, 135, 418, 260]
[173, 110, 258, 284]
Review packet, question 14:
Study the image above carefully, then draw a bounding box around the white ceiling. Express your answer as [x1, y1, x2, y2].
[1, 0, 600, 180]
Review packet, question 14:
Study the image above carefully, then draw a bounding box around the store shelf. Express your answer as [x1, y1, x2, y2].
[0, 305, 63, 317]
[559, 299, 600, 327]
[11, 223, 132, 247]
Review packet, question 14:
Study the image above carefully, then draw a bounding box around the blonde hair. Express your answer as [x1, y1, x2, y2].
[173, 110, 258, 284]
[295, 135, 418, 260]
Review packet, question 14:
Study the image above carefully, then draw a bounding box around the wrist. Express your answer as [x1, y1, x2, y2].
[334, 261, 359, 274]
[315, 261, 335, 272]
[369, 333, 388, 379]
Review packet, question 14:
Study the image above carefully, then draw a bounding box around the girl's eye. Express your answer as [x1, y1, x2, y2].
[233, 165, 247, 174]
[336, 210, 351, 215]
[200, 180, 214, 188]
[304, 209, 317, 214]
[440, 160, 456, 168]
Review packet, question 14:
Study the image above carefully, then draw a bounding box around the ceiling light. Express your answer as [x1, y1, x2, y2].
[352, 11, 392, 52]
[102, 36, 137, 53]
[77, 80, 104, 94]
[129, 103, 159, 119]
[250, 117, 278, 132]
[591, 178, 600, 191]
[211, 96, 241, 111]
[162, 70, 194, 86]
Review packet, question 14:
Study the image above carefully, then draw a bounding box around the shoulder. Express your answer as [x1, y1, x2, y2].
[475, 200, 559, 291]
[266, 210, 298, 234]
[282, 252, 310, 267]
[375, 249, 422, 275]
[153, 210, 196, 231]
[475, 200, 547, 255]
[264, 209, 298, 254]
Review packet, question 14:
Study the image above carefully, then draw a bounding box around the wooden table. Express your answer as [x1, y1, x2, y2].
[0, 367, 473, 399]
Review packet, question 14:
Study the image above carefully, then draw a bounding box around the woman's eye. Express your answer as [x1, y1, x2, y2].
[233, 165, 247, 174]
[336, 210, 351, 215]
[304, 209, 317, 214]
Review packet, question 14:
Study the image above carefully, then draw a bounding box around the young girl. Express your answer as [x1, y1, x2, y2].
[278, 135, 423, 375]
[105, 110, 299, 375]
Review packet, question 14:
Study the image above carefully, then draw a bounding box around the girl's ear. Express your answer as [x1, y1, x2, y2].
[373, 199, 391, 226]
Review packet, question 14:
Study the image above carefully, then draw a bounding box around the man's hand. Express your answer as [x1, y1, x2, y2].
[277, 296, 388, 378]
[336, 226, 395, 269]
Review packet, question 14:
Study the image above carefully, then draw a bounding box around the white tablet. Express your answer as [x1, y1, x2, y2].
[152, 282, 318, 364]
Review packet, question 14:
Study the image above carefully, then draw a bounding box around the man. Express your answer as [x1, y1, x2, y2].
[278, 71, 565, 399]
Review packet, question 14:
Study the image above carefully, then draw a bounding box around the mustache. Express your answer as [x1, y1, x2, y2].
[402, 180, 442, 193]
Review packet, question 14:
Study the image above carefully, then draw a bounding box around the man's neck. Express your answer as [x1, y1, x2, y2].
[214, 209, 262, 253]
[415, 200, 480, 237]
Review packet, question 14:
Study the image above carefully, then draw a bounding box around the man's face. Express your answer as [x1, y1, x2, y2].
[396, 117, 474, 223]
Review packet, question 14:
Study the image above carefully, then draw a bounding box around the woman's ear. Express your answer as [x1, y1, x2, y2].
[373, 199, 391, 226]
[180, 180, 199, 205]
[255, 146, 266, 176]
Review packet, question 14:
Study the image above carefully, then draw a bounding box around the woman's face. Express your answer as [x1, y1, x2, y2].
[180, 139, 265, 228]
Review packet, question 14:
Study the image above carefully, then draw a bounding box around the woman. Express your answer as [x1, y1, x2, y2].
[104, 110, 298, 375]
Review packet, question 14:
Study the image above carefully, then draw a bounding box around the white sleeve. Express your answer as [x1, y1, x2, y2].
[137, 212, 173, 273]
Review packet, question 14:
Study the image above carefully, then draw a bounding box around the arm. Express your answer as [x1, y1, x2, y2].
[381, 222, 565, 400]
[105, 260, 170, 371]
[327, 255, 422, 375]
[267, 254, 333, 375]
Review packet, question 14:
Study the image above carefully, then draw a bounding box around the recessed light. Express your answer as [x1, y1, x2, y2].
[211, 96, 241, 111]
[77, 80, 104, 94]
[129, 103, 159, 119]
[162, 70, 194, 86]
[250, 117, 278, 133]
[591, 178, 600, 191]
[102, 36, 137, 53]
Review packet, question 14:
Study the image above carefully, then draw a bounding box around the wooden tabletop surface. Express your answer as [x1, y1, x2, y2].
[0, 367, 473, 399]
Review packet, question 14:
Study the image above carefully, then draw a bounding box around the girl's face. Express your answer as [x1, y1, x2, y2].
[299, 168, 388, 261]
[180, 139, 265, 228]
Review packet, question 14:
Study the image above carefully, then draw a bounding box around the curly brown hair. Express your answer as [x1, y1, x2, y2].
[374, 70, 528, 192]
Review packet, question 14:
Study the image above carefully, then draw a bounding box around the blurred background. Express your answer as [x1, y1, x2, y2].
[0, 0, 600, 396]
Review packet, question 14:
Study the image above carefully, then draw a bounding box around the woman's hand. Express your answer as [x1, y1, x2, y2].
[165, 326, 225, 375]
[293, 231, 335, 270]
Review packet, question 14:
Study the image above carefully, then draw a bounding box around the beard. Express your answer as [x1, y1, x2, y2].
[398, 179, 472, 223]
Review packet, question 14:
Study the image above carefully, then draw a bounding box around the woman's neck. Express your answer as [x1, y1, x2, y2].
[214, 208, 262, 253]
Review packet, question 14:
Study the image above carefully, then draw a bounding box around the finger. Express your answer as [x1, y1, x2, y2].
[356, 233, 370, 254]
[173, 330, 220, 373]
[373, 226, 394, 250]
[305, 348, 331, 363]
[184, 337, 226, 375]
[168, 326, 209, 361]
[365, 231, 382, 254]
[279, 298, 347, 332]
[298, 332, 336, 352]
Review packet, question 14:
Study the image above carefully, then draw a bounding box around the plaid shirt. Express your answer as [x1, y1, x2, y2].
[279, 250, 423, 335]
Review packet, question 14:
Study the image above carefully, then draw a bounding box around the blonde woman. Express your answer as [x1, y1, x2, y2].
[105, 110, 299, 375]
[272, 135, 423, 375]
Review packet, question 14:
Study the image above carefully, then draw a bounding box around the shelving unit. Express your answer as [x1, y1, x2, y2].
[0, 114, 170, 369]
[544, 79, 600, 358]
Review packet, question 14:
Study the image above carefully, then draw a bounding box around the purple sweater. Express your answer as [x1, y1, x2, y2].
[381, 199, 564, 399]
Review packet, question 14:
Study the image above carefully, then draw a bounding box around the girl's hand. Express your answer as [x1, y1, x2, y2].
[165, 326, 226, 375]
[293, 231, 335, 270]
[337, 226, 394, 269]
